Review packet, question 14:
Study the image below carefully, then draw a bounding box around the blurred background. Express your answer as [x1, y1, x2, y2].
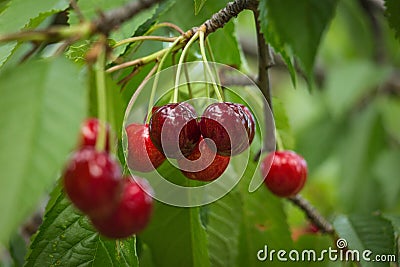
[236, 0, 400, 228]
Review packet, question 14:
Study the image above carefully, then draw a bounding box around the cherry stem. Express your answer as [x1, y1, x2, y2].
[173, 31, 200, 103]
[136, 63, 159, 123]
[94, 41, 108, 152]
[199, 30, 223, 102]
[151, 22, 185, 35]
[205, 39, 223, 94]
[183, 59, 193, 99]
[113, 36, 177, 48]
[146, 36, 184, 121]
[275, 129, 284, 151]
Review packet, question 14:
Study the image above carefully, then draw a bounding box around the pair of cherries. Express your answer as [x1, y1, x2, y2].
[63, 118, 153, 239]
[126, 102, 255, 181]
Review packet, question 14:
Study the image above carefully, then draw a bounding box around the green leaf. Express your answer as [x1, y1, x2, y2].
[0, 58, 87, 244]
[0, 0, 68, 34]
[9, 234, 27, 267]
[194, 0, 207, 15]
[258, 0, 297, 86]
[0, 0, 69, 66]
[206, 188, 242, 267]
[385, 0, 400, 40]
[25, 185, 139, 266]
[235, 157, 294, 267]
[334, 214, 396, 267]
[324, 60, 391, 118]
[139, 162, 210, 267]
[259, 0, 338, 76]
[208, 21, 242, 67]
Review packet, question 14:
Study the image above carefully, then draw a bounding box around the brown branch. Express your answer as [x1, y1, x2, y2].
[358, 0, 385, 63]
[288, 194, 335, 235]
[253, 9, 276, 161]
[190, 0, 258, 36]
[93, 0, 163, 35]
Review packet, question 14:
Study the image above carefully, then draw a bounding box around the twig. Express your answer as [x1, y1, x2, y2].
[358, 0, 385, 63]
[288, 194, 335, 235]
[70, 0, 85, 23]
[190, 0, 258, 36]
[93, 0, 163, 35]
[253, 9, 275, 161]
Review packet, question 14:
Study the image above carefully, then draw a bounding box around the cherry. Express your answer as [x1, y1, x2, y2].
[177, 137, 230, 181]
[149, 103, 201, 158]
[126, 123, 166, 172]
[239, 104, 255, 145]
[199, 102, 254, 156]
[91, 176, 154, 239]
[79, 118, 111, 151]
[63, 147, 123, 218]
[261, 150, 307, 197]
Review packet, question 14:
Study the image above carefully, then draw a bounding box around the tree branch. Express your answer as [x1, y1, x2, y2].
[358, 0, 385, 63]
[288, 194, 335, 235]
[93, 0, 163, 35]
[190, 0, 258, 36]
[252, 9, 276, 161]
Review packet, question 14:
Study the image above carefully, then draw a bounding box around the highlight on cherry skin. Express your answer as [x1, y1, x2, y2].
[126, 123, 166, 172]
[199, 102, 255, 156]
[261, 150, 308, 197]
[91, 176, 154, 239]
[149, 102, 201, 159]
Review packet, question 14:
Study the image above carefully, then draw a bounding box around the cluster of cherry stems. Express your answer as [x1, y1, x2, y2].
[63, 102, 308, 239]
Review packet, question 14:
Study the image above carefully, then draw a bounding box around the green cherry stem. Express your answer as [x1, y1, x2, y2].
[113, 36, 177, 48]
[275, 129, 284, 151]
[199, 30, 223, 102]
[94, 43, 108, 152]
[146, 36, 184, 122]
[173, 31, 200, 103]
[205, 39, 223, 94]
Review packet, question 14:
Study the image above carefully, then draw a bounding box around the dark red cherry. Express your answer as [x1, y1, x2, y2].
[80, 118, 111, 151]
[149, 103, 200, 158]
[126, 123, 166, 172]
[239, 104, 255, 145]
[177, 137, 230, 181]
[63, 147, 122, 218]
[91, 176, 154, 239]
[261, 150, 307, 197]
[199, 102, 253, 156]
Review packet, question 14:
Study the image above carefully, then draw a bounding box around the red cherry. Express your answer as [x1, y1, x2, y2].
[91, 177, 154, 239]
[63, 147, 123, 218]
[126, 123, 166, 172]
[199, 102, 254, 156]
[177, 137, 230, 181]
[80, 118, 111, 151]
[239, 104, 255, 145]
[149, 103, 201, 158]
[261, 151, 307, 197]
